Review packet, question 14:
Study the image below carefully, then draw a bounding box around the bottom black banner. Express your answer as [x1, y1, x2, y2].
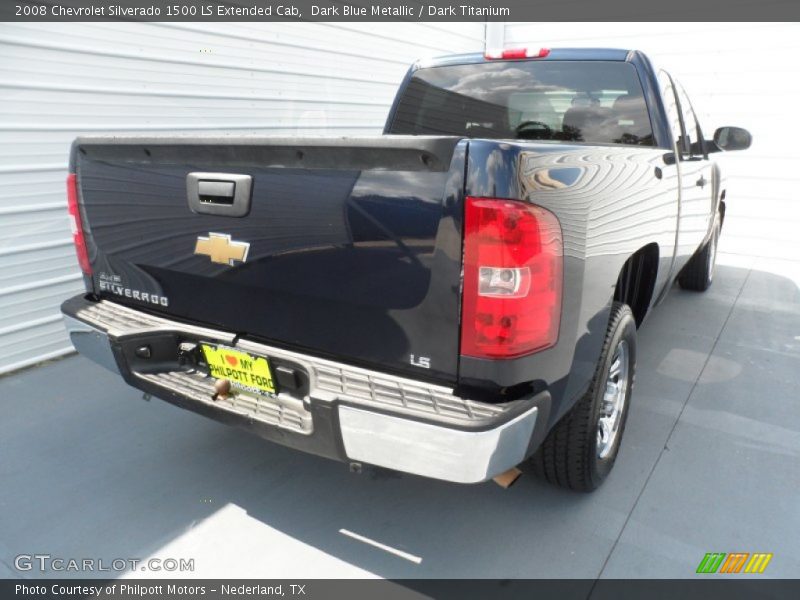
[3, 579, 799, 600]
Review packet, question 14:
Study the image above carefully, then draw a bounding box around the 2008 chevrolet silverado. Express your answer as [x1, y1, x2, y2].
[61, 48, 751, 491]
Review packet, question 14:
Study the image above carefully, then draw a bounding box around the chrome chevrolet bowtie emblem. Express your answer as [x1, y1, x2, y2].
[194, 233, 250, 266]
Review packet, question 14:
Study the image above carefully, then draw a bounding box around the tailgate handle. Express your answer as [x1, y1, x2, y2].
[198, 180, 235, 203]
[187, 172, 252, 217]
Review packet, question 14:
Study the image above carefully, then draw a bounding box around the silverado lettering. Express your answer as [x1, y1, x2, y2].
[97, 281, 169, 306]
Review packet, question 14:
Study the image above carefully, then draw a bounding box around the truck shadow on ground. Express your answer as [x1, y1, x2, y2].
[2, 262, 797, 580]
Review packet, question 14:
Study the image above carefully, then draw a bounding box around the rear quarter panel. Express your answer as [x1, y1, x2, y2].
[462, 140, 679, 422]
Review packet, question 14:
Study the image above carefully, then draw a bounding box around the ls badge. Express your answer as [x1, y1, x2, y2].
[194, 232, 250, 266]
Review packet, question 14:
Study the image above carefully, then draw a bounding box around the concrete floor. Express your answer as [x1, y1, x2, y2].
[1, 253, 799, 580]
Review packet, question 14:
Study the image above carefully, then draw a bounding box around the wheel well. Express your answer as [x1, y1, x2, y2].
[613, 243, 659, 328]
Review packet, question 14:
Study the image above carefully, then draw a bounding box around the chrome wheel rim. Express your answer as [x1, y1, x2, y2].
[596, 340, 629, 459]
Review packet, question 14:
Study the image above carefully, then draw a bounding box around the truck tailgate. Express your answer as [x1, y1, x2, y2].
[73, 136, 466, 383]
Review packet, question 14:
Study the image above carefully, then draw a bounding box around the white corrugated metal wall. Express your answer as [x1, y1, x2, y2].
[502, 22, 800, 261]
[0, 22, 485, 374]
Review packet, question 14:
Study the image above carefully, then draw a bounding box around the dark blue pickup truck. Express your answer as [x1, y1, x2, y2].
[61, 48, 751, 491]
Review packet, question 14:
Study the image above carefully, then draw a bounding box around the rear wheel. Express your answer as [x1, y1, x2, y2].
[531, 302, 636, 492]
[679, 218, 720, 291]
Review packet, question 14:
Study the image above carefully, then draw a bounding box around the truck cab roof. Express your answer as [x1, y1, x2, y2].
[418, 48, 636, 69]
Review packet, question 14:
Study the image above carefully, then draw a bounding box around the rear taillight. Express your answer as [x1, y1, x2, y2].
[66, 173, 92, 275]
[461, 197, 562, 359]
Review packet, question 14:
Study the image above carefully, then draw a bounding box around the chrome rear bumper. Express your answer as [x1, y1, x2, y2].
[338, 405, 537, 484]
[62, 296, 547, 484]
[62, 314, 120, 374]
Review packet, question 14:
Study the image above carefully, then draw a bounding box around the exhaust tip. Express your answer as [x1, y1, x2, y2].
[492, 467, 523, 489]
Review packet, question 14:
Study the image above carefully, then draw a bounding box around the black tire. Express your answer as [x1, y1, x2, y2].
[531, 302, 637, 492]
[678, 218, 720, 292]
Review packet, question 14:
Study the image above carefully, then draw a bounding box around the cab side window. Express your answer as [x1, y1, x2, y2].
[657, 71, 686, 156]
[659, 70, 706, 160]
[675, 81, 707, 159]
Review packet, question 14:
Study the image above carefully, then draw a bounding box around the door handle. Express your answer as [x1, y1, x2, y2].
[187, 172, 252, 217]
[696, 175, 707, 188]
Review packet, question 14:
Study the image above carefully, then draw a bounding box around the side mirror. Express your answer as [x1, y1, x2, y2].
[713, 126, 752, 151]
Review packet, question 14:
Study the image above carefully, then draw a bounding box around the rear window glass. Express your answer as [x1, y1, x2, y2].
[389, 60, 654, 146]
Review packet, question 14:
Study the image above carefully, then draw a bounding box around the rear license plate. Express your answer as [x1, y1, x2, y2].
[200, 344, 276, 395]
